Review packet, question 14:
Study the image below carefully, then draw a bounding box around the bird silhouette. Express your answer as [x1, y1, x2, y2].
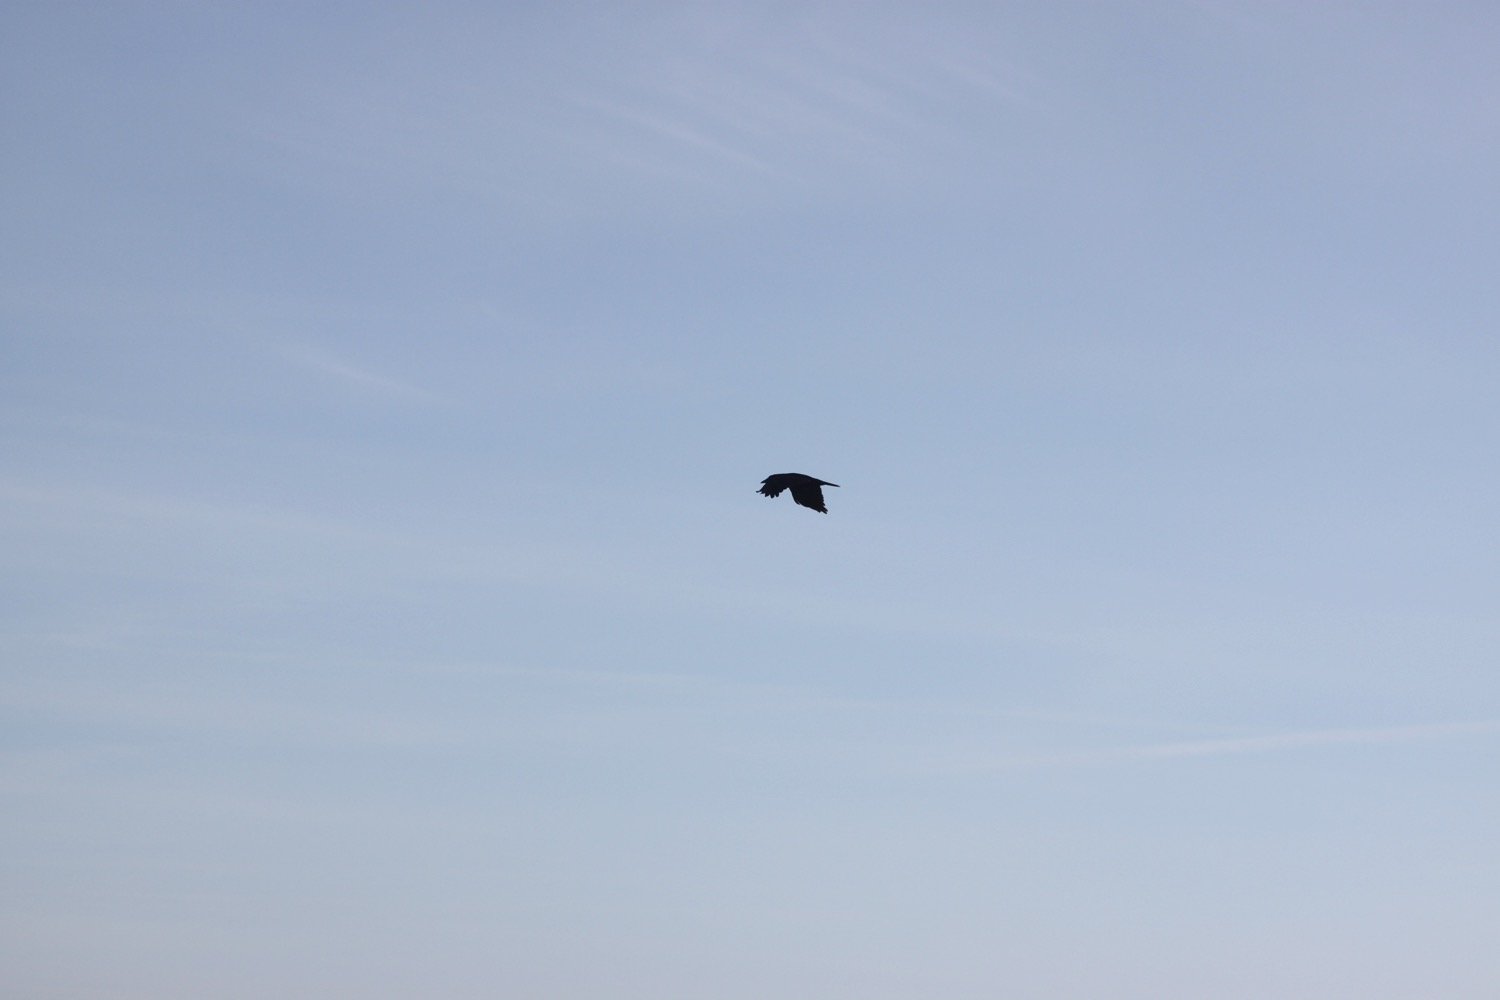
[757, 473, 839, 513]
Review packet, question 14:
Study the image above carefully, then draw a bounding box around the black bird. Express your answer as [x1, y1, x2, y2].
[758, 473, 840, 514]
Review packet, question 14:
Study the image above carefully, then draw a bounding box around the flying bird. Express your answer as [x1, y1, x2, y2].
[757, 473, 840, 513]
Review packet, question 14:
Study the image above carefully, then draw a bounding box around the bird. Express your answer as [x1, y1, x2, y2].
[757, 473, 840, 513]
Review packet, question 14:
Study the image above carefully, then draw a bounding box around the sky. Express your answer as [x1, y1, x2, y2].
[2, 2, 1498, 997]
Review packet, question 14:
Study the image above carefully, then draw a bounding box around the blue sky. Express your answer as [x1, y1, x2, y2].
[3, 3, 1497, 997]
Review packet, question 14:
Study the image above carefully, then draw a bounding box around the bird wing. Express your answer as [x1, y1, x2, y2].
[787, 481, 829, 513]
[758, 475, 790, 499]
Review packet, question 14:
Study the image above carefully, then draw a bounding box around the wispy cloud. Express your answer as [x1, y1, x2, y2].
[276, 342, 441, 403]
[0, 478, 384, 544]
[557, 35, 1017, 196]
[569, 96, 785, 178]
[946, 719, 1500, 773]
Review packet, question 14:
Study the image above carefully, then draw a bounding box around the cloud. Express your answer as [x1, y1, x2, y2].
[568, 95, 785, 179]
[0, 477, 383, 545]
[276, 343, 441, 403]
[950, 719, 1500, 773]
